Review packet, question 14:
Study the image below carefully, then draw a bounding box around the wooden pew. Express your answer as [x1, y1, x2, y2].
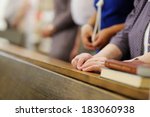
[0, 44, 149, 99]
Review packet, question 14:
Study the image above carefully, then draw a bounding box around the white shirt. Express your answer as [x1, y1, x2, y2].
[5, 0, 23, 24]
[24, 0, 40, 33]
[0, 0, 9, 19]
[71, 0, 95, 26]
[144, 22, 150, 54]
[0, 0, 9, 30]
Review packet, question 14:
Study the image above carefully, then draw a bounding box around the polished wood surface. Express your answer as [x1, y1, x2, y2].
[0, 44, 149, 99]
[0, 52, 127, 99]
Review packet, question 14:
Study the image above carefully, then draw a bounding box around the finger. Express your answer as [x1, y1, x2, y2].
[86, 56, 107, 63]
[123, 59, 134, 62]
[92, 37, 103, 47]
[82, 65, 101, 72]
[92, 33, 99, 42]
[82, 42, 95, 50]
[81, 60, 97, 69]
[84, 45, 96, 50]
[77, 54, 92, 70]
[84, 58, 97, 64]
[77, 58, 86, 70]
[81, 59, 105, 70]
[71, 58, 79, 69]
[82, 37, 92, 45]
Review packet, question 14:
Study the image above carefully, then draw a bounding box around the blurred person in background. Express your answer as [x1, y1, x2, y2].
[0, 0, 10, 46]
[0, 0, 9, 31]
[1, 0, 24, 46]
[42, 0, 78, 62]
[70, 0, 95, 60]
[4, 0, 24, 29]
[71, 0, 95, 26]
[5, 0, 40, 50]
[22, 0, 40, 50]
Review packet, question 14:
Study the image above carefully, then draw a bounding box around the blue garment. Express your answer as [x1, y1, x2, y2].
[94, 0, 134, 29]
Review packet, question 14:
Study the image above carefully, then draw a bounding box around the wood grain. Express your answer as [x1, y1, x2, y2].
[0, 52, 127, 100]
[0, 44, 149, 99]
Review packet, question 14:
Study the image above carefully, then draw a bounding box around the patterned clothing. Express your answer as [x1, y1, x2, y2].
[110, 0, 150, 59]
[144, 22, 150, 53]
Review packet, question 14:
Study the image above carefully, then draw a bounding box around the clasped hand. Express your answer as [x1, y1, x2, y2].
[71, 53, 107, 72]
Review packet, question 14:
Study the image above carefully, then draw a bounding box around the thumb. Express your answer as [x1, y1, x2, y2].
[90, 29, 93, 35]
[87, 27, 93, 36]
[92, 36, 102, 47]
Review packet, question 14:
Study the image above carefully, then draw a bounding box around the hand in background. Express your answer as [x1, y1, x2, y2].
[81, 24, 96, 50]
[71, 53, 92, 70]
[92, 24, 124, 50]
[42, 24, 55, 38]
[92, 28, 112, 49]
[70, 47, 79, 62]
[127, 53, 150, 64]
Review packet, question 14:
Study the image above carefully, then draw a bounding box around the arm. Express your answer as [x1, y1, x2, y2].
[94, 44, 123, 60]
[70, 28, 81, 60]
[110, 1, 141, 59]
[12, 0, 29, 28]
[87, 12, 97, 27]
[92, 23, 125, 49]
[71, 44, 122, 71]
[52, 0, 76, 35]
[5, 0, 29, 28]
[135, 53, 150, 64]
[103, 24, 125, 38]
[81, 12, 97, 50]
[42, 0, 76, 37]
